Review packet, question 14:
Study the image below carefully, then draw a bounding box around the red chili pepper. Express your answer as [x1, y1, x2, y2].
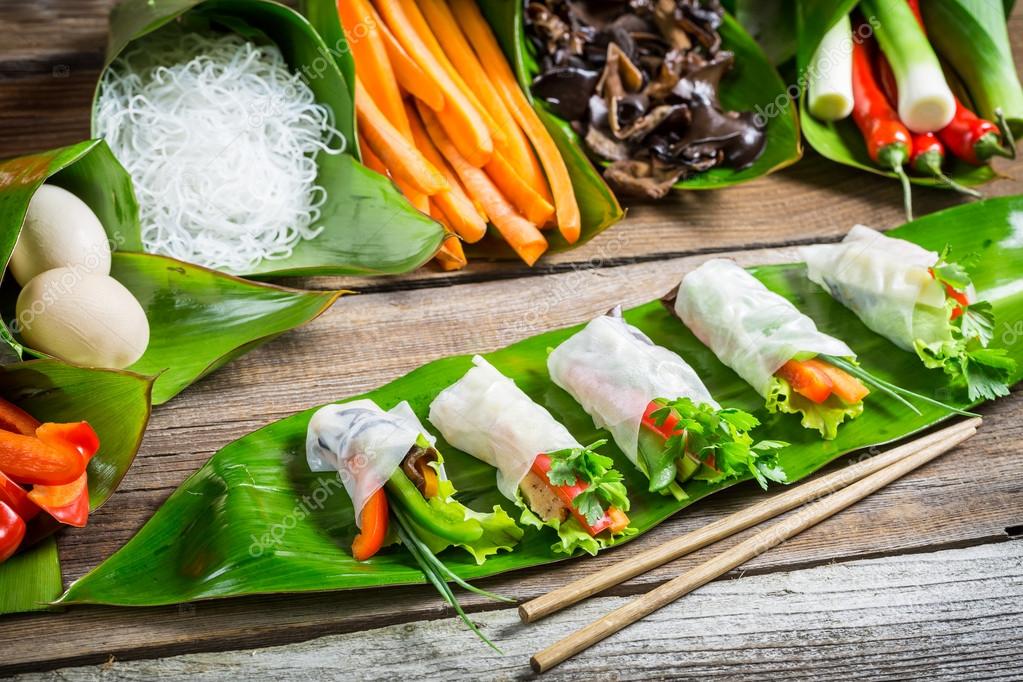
[530, 454, 629, 536]
[0, 499, 26, 563]
[875, 41, 982, 197]
[851, 29, 913, 219]
[904, 0, 1012, 165]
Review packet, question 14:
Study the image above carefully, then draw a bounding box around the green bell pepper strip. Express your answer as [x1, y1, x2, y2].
[385, 469, 483, 544]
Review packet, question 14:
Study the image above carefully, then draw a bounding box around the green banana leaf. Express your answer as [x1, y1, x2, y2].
[477, 0, 801, 193]
[93, 0, 445, 278]
[298, 0, 623, 260]
[60, 196, 1023, 606]
[0, 141, 343, 404]
[0, 359, 154, 614]
[795, 0, 1003, 190]
[732, 0, 799, 67]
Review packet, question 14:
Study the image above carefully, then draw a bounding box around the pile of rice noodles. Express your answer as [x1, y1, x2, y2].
[95, 29, 344, 273]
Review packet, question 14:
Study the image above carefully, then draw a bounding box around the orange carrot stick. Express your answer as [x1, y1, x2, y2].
[433, 220, 468, 271]
[407, 105, 487, 242]
[360, 133, 430, 212]
[395, 0, 505, 147]
[416, 0, 548, 194]
[373, 0, 493, 166]
[356, 78, 447, 196]
[369, 4, 444, 110]
[358, 133, 389, 175]
[339, 0, 411, 138]
[419, 102, 548, 266]
[485, 150, 555, 226]
[451, 0, 581, 243]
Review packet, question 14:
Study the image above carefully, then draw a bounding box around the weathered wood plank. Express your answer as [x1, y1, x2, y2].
[1, 4, 1021, 283]
[0, 247, 1019, 674]
[11, 542, 1023, 681]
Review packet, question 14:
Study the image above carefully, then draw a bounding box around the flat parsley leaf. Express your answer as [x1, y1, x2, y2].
[544, 439, 630, 527]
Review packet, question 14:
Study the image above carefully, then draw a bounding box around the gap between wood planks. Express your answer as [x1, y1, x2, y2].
[8, 542, 1023, 680]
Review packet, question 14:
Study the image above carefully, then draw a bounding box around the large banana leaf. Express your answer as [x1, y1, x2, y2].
[93, 0, 445, 278]
[298, 0, 624, 260]
[0, 360, 154, 614]
[0, 141, 343, 404]
[61, 196, 1023, 606]
[477, 0, 801, 193]
[795, 0, 1003, 190]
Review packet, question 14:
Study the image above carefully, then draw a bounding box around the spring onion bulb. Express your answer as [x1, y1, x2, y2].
[861, 0, 955, 133]
[807, 14, 854, 121]
[94, 30, 344, 273]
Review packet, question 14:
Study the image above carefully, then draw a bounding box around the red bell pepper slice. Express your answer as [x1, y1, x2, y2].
[351, 487, 389, 561]
[0, 429, 86, 486]
[530, 453, 629, 536]
[0, 499, 26, 563]
[26, 422, 100, 528]
[0, 471, 39, 522]
[641, 401, 717, 470]
[0, 398, 41, 436]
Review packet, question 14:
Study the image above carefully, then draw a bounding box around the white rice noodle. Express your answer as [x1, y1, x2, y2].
[429, 356, 580, 501]
[547, 314, 718, 467]
[675, 258, 856, 397]
[95, 29, 344, 273]
[799, 225, 951, 351]
[306, 399, 433, 526]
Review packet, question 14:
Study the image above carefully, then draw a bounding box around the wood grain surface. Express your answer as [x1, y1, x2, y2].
[1, 0, 1022, 678]
[10, 542, 1023, 681]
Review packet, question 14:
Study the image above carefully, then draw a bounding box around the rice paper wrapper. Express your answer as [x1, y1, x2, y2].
[306, 399, 433, 527]
[428, 356, 579, 501]
[547, 314, 718, 467]
[675, 258, 856, 396]
[799, 225, 948, 351]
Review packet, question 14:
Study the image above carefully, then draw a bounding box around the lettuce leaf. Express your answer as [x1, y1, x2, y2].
[765, 376, 863, 440]
[516, 496, 636, 556]
[912, 296, 1016, 401]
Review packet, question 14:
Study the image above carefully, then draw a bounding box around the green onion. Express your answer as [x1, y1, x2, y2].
[823, 356, 979, 417]
[921, 0, 1023, 137]
[807, 14, 854, 121]
[861, 0, 956, 132]
[390, 505, 508, 652]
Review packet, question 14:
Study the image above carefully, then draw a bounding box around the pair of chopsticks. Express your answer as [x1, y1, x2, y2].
[524, 417, 982, 673]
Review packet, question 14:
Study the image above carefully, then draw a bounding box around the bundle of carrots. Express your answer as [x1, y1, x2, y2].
[341, 0, 580, 269]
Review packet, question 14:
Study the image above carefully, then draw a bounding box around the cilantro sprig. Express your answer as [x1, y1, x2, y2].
[546, 440, 630, 527]
[648, 398, 788, 489]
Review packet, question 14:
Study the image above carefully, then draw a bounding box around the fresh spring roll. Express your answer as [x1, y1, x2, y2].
[800, 225, 1015, 401]
[306, 399, 521, 564]
[429, 356, 633, 556]
[547, 311, 787, 501]
[671, 258, 869, 439]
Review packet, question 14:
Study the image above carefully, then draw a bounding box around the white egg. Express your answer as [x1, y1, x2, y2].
[10, 184, 112, 287]
[16, 268, 149, 369]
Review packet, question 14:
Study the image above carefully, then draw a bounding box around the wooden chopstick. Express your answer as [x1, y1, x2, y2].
[530, 419, 980, 673]
[520, 416, 981, 624]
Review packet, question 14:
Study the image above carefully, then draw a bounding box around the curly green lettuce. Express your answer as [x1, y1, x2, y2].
[915, 249, 1016, 402]
[406, 446, 523, 565]
[765, 375, 864, 440]
[516, 499, 637, 557]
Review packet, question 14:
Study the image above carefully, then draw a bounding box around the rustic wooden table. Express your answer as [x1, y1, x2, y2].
[1, 2, 1022, 680]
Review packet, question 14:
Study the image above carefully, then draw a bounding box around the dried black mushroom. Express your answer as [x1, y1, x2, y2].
[525, 0, 766, 198]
